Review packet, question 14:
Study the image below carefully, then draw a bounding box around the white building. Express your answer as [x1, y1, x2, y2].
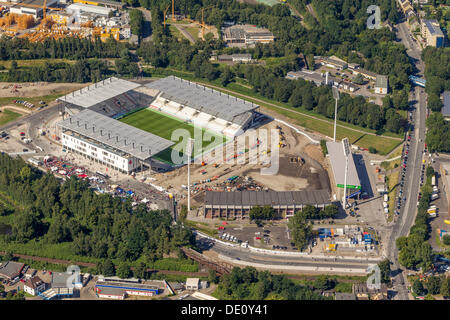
[186, 278, 200, 291]
[24, 276, 46, 296]
[67, 3, 113, 17]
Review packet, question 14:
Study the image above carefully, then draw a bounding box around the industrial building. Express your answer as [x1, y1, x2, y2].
[0, 261, 25, 280]
[442, 91, 450, 121]
[222, 24, 274, 47]
[72, 0, 125, 9]
[286, 71, 358, 92]
[203, 190, 332, 219]
[95, 280, 165, 298]
[145, 76, 259, 137]
[10, 0, 59, 18]
[67, 3, 113, 17]
[315, 56, 348, 70]
[374, 75, 388, 95]
[326, 141, 361, 200]
[421, 19, 444, 48]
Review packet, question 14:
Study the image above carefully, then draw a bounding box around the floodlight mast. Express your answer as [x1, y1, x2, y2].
[332, 87, 340, 142]
[342, 138, 350, 209]
[186, 138, 194, 216]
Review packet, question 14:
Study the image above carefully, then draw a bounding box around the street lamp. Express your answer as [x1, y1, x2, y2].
[332, 87, 340, 142]
[342, 137, 350, 209]
[186, 138, 194, 216]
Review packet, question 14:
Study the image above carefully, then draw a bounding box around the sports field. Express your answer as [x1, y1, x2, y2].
[120, 108, 227, 164]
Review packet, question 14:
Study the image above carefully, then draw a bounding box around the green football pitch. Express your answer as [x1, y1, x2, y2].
[119, 108, 227, 164]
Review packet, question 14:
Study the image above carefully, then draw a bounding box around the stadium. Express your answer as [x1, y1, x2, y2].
[56, 76, 264, 173]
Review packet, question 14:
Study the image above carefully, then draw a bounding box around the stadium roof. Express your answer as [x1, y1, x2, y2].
[58, 77, 141, 109]
[204, 190, 331, 207]
[442, 91, 450, 117]
[326, 141, 361, 189]
[57, 109, 174, 161]
[145, 76, 258, 125]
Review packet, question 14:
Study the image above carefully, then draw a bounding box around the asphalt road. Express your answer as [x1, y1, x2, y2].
[385, 20, 427, 300]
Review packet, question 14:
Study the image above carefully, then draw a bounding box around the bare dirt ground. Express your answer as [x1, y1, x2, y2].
[0, 82, 86, 98]
[150, 120, 331, 210]
[0, 105, 32, 114]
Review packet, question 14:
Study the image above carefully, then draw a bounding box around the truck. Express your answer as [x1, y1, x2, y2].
[431, 174, 436, 187]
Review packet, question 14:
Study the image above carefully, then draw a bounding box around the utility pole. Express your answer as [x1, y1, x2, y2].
[186, 138, 194, 216]
[332, 86, 340, 142]
[172, 0, 175, 21]
[342, 138, 350, 210]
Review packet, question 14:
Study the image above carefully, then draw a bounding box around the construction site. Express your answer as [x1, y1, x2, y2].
[0, 0, 131, 42]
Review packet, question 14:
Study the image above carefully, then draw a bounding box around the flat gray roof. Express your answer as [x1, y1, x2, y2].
[58, 77, 141, 109]
[57, 109, 174, 161]
[424, 19, 444, 36]
[326, 141, 361, 189]
[0, 261, 25, 280]
[442, 91, 450, 117]
[205, 190, 331, 207]
[375, 75, 388, 89]
[145, 76, 257, 125]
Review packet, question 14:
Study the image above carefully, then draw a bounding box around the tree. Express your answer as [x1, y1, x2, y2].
[116, 262, 131, 279]
[442, 235, 450, 246]
[288, 211, 312, 251]
[378, 259, 391, 284]
[208, 269, 219, 284]
[314, 275, 335, 291]
[440, 277, 450, 297]
[99, 259, 115, 276]
[133, 262, 147, 279]
[426, 276, 441, 295]
[412, 279, 425, 296]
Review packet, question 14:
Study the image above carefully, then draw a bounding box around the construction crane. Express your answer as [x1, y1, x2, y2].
[201, 5, 215, 38]
[163, 4, 171, 29]
[21, 0, 62, 20]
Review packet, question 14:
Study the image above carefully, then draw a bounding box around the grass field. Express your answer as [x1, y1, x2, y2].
[120, 108, 227, 164]
[0, 109, 22, 126]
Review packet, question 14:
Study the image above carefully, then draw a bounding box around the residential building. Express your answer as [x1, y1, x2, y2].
[24, 276, 46, 296]
[442, 91, 450, 121]
[374, 75, 389, 94]
[421, 19, 445, 48]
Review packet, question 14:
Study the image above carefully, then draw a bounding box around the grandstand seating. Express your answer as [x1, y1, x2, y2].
[89, 92, 140, 118]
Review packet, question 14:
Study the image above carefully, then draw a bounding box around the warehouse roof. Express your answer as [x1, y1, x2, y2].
[423, 19, 444, 36]
[204, 190, 331, 207]
[0, 261, 25, 280]
[326, 141, 361, 189]
[57, 109, 174, 161]
[146, 76, 258, 125]
[442, 91, 450, 117]
[58, 77, 141, 108]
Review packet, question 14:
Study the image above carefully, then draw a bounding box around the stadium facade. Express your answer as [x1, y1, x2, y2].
[56, 76, 261, 173]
